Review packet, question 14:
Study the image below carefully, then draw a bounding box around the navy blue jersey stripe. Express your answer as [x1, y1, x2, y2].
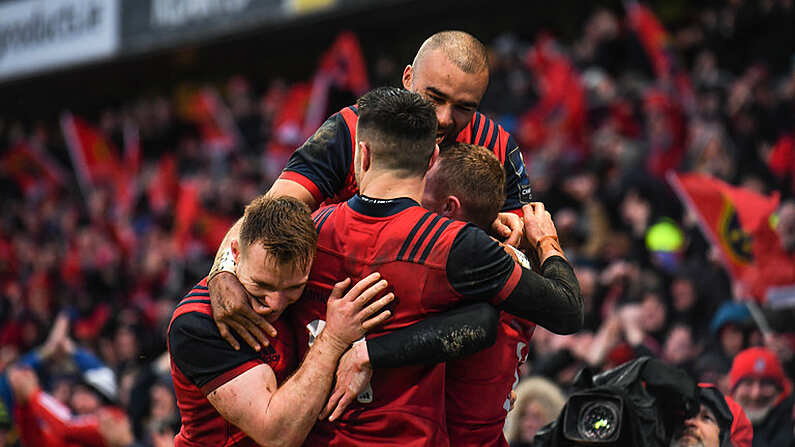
[418, 218, 455, 264]
[407, 214, 442, 262]
[177, 299, 211, 308]
[348, 105, 359, 115]
[397, 211, 433, 260]
[314, 207, 334, 226]
[487, 122, 500, 150]
[183, 292, 210, 299]
[478, 118, 493, 147]
[194, 285, 208, 290]
[470, 113, 483, 144]
[316, 207, 336, 232]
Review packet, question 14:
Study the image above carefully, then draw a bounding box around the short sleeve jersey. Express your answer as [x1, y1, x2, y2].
[168, 278, 296, 447]
[279, 106, 532, 211]
[291, 194, 523, 447]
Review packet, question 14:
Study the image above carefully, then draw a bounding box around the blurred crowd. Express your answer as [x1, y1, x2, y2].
[0, 0, 794, 446]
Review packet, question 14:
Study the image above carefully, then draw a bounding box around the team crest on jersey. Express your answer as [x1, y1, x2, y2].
[718, 198, 753, 265]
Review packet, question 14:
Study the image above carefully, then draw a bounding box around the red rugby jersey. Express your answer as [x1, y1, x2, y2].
[445, 314, 536, 447]
[292, 194, 523, 447]
[168, 278, 296, 447]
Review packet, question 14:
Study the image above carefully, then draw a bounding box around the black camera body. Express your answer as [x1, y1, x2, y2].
[534, 357, 699, 447]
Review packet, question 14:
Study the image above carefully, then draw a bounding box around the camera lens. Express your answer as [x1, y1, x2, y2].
[577, 400, 619, 441]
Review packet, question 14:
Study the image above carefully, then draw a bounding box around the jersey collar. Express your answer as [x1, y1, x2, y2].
[347, 194, 420, 217]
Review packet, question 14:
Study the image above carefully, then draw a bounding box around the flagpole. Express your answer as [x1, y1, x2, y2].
[60, 112, 92, 200]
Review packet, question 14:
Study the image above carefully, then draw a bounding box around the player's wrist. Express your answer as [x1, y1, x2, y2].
[353, 339, 371, 369]
[317, 330, 350, 354]
[208, 247, 237, 283]
[535, 235, 566, 262]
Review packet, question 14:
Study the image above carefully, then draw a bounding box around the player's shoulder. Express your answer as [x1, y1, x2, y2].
[168, 279, 212, 333]
[459, 112, 514, 163]
[394, 208, 468, 265]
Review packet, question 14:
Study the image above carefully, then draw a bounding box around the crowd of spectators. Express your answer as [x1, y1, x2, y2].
[0, 0, 793, 446]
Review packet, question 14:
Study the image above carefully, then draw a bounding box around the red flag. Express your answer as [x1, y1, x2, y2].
[303, 31, 370, 140]
[173, 180, 234, 257]
[520, 34, 588, 156]
[744, 211, 795, 305]
[61, 113, 121, 193]
[668, 172, 780, 288]
[174, 180, 201, 257]
[626, 1, 694, 111]
[0, 140, 66, 195]
[768, 134, 795, 192]
[186, 88, 241, 154]
[117, 121, 141, 215]
[147, 155, 179, 213]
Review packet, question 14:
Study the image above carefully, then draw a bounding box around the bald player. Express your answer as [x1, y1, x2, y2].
[208, 31, 533, 349]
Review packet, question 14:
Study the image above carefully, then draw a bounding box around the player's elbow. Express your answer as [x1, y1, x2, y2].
[551, 287, 584, 335]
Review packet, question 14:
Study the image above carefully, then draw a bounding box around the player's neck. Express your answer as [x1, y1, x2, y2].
[358, 171, 425, 203]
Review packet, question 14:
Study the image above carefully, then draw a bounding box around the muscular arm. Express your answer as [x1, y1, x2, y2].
[447, 224, 583, 335]
[498, 256, 583, 334]
[208, 331, 348, 447]
[366, 302, 499, 369]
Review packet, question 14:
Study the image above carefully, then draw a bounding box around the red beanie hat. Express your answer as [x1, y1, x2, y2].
[729, 347, 792, 397]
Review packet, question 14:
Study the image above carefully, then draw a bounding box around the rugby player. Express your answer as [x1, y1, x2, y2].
[167, 196, 394, 447]
[208, 30, 533, 348]
[290, 87, 580, 446]
[424, 142, 539, 447]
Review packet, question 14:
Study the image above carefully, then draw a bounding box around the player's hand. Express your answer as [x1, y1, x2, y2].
[7, 365, 40, 404]
[492, 212, 524, 247]
[209, 272, 277, 352]
[521, 202, 557, 247]
[320, 341, 372, 422]
[323, 273, 394, 349]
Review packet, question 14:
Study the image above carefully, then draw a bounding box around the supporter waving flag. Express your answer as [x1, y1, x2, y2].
[626, 0, 695, 112]
[668, 172, 780, 301]
[60, 113, 139, 214]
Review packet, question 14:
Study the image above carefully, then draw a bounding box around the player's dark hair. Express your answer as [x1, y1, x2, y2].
[239, 196, 317, 271]
[356, 87, 437, 177]
[428, 143, 505, 230]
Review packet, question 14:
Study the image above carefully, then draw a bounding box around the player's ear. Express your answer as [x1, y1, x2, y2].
[428, 144, 440, 171]
[231, 239, 241, 263]
[402, 65, 413, 90]
[359, 141, 371, 172]
[441, 195, 461, 218]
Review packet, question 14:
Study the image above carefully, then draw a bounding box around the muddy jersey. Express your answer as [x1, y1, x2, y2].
[279, 106, 532, 211]
[291, 194, 523, 447]
[168, 278, 296, 447]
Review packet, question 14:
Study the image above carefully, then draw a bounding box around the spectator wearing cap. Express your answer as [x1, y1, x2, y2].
[729, 347, 794, 447]
[706, 302, 757, 371]
[671, 383, 753, 447]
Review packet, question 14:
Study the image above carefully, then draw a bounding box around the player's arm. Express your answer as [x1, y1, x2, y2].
[320, 303, 499, 420]
[448, 203, 583, 335]
[208, 112, 353, 351]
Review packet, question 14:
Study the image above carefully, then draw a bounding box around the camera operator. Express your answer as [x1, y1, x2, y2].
[670, 384, 752, 447]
